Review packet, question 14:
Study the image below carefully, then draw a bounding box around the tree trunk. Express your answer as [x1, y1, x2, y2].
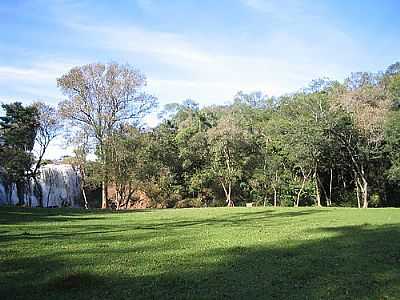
[328, 168, 333, 207]
[222, 181, 234, 207]
[115, 187, 120, 210]
[295, 176, 306, 207]
[273, 171, 278, 207]
[82, 187, 88, 209]
[315, 177, 321, 207]
[355, 176, 361, 209]
[361, 177, 368, 208]
[227, 182, 234, 207]
[80, 168, 88, 209]
[360, 164, 368, 208]
[100, 140, 108, 209]
[101, 180, 108, 209]
[314, 169, 321, 207]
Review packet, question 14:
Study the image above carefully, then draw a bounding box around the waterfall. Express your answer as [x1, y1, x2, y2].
[0, 164, 82, 207]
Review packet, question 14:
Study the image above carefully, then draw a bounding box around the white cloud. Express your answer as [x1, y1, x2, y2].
[240, 0, 318, 21]
[60, 21, 352, 103]
[1, 0, 368, 160]
[0, 60, 82, 104]
[1, 5, 360, 109]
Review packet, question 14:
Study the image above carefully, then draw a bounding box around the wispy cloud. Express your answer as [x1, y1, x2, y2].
[0, 0, 366, 106]
[1, 0, 396, 159]
[0, 62, 73, 82]
[59, 20, 352, 102]
[240, 0, 320, 21]
[241, 0, 302, 13]
[0, 61, 80, 103]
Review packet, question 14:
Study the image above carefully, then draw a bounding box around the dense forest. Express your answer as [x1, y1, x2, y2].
[1, 62, 400, 209]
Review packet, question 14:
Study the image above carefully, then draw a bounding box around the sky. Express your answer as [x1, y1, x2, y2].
[0, 0, 399, 158]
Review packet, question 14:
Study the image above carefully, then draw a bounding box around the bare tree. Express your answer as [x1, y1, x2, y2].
[57, 62, 157, 208]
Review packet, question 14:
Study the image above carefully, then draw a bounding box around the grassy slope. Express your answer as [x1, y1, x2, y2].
[1, 207, 400, 300]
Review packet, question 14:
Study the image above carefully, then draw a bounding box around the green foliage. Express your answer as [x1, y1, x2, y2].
[81, 65, 400, 208]
[0, 102, 39, 204]
[6, 62, 400, 208]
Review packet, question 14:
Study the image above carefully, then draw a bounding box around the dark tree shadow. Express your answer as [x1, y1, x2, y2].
[0, 206, 327, 226]
[0, 206, 165, 225]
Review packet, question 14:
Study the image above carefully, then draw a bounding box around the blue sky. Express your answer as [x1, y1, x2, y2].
[1, 0, 399, 157]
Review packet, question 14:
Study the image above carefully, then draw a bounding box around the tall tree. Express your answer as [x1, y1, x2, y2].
[208, 113, 250, 206]
[330, 73, 391, 207]
[57, 62, 157, 208]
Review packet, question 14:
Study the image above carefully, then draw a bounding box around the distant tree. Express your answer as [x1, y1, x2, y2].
[385, 62, 400, 76]
[234, 91, 269, 109]
[208, 113, 250, 206]
[383, 70, 400, 187]
[106, 125, 143, 209]
[174, 104, 215, 200]
[57, 62, 157, 208]
[330, 73, 391, 207]
[385, 111, 400, 180]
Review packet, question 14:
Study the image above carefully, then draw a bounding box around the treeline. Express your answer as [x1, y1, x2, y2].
[1, 62, 400, 208]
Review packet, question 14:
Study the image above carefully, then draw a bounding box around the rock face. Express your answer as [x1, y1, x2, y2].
[0, 164, 82, 207]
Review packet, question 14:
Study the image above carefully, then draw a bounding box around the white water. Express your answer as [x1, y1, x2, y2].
[0, 164, 82, 207]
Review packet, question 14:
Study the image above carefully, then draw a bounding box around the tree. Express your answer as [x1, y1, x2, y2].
[330, 73, 391, 207]
[62, 129, 91, 209]
[106, 125, 144, 209]
[30, 102, 62, 207]
[173, 103, 215, 201]
[208, 113, 250, 206]
[233, 91, 270, 109]
[0, 102, 39, 205]
[57, 62, 157, 208]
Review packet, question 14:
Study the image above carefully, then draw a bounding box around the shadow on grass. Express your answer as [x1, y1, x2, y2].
[0, 207, 159, 225]
[0, 208, 326, 245]
[0, 207, 104, 225]
[0, 206, 327, 226]
[1, 224, 400, 299]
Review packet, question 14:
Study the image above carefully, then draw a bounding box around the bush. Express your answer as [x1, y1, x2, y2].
[369, 193, 381, 207]
[175, 198, 202, 208]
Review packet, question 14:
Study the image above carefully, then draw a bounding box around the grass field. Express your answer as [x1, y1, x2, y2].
[1, 207, 400, 299]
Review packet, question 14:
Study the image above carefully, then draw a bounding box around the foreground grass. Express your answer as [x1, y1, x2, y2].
[1, 207, 400, 299]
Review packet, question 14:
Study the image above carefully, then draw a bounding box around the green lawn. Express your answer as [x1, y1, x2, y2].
[1, 207, 400, 299]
